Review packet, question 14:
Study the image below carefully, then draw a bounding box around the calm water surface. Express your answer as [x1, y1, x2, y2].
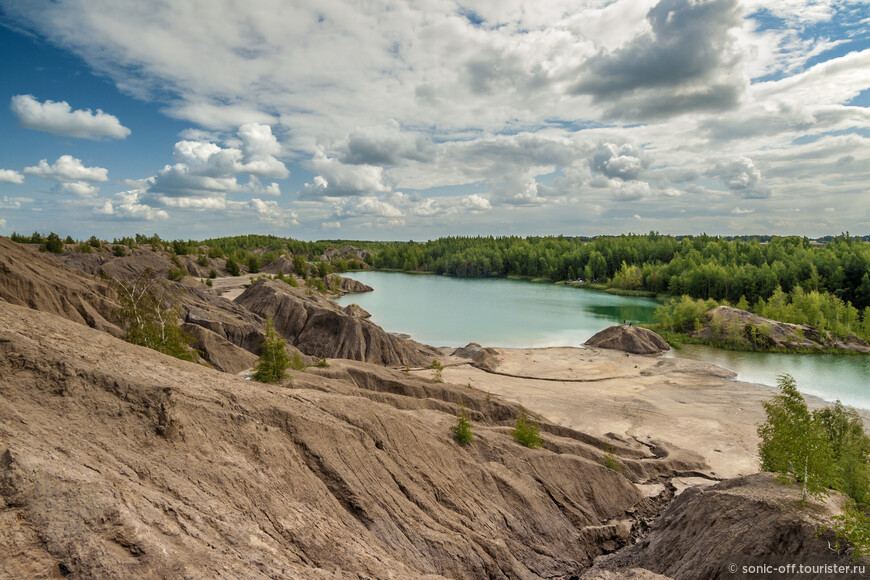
[335, 271, 870, 409]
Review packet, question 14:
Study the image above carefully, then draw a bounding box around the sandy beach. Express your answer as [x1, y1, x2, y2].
[424, 346, 864, 481]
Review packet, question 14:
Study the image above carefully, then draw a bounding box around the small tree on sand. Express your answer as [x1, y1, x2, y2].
[512, 406, 542, 448]
[451, 401, 473, 445]
[253, 316, 290, 383]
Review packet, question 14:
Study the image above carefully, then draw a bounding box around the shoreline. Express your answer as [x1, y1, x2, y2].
[425, 346, 870, 481]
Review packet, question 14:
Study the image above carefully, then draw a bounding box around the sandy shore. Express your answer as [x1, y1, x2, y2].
[210, 274, 261, 300]
[423, 346, 862, 481]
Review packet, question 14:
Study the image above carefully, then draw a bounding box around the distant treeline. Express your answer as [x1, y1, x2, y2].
[351, 233, 869, 308]
[10, 230, 870, 329]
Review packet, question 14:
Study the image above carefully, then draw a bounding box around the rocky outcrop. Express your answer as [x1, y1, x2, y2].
[236, 279, 436, 366]
[0, 237, 122, 337]
[694, 306, 870, 353]
[343, 303, 372, 318]
[588, 473, 861, 579]
[0, 301, 660, 579]
[321, 245, 369, 262]
[585, 326, 670, 355]
[327, 273, 373, 294]
[181, 323, 259, 373]
[451, 342, 502, 371]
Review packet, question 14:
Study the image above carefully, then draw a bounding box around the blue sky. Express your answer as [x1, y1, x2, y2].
[1, 0, 868, 241]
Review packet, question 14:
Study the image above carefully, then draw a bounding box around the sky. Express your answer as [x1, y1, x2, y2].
[0, 0, 869, 241]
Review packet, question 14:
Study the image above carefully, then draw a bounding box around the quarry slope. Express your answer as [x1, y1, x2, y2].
[0, 301, 673, 579]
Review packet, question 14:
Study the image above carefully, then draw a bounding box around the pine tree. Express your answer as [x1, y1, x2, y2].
[253, 316, 290, 383]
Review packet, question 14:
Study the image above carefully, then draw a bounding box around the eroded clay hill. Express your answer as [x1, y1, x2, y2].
[0, 237, 121, 337]
[236, 278, 437, 366]
[1, 301, 677, 579]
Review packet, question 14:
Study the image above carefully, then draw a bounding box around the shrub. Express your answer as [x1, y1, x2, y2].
[252, 317, 290, 383]
[76, 242, 93, 253]
[112, 244, 127, 257]
[225, 258, 240, 276]
[168, 267, 186, 281]
[208, 269, 217, 279]
[247, 255, 261, 274]
[172, 239, 189, 255]
[88, 235, 101, 248]
[315, 358, 330, 368]
[289, 353, 306, 371]
[205, 278, 213, 287]
[451, 403, 473, 445]
[197, 254, 209, 266]
[512, 407, 542, 448]
[604, 448, 622, 472]
[43, 232, 63, 254]
[64, 235, 75, 245]
[430, 359, 444, 382]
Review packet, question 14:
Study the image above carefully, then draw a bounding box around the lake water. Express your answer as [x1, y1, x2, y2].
[335, 271, 870, 410]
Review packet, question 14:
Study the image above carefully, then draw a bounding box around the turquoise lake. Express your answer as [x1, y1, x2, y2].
[335, 271, 870, 410]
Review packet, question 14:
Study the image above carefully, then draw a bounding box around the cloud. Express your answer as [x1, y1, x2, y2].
[707, 157, 770, 198]
[237, 123, 289, 178]
[227, 198, 298, 226]
[591, 143, 650, 181]
[302, 153, 391, 198]
[462, 194, 492, 212]
[0, 219, 5, 228]
[572, 0, 744, 119]
[52, 181, 100, 198]
[11, 94, 130, 139]
[0, 195, 33, 209]
[0, 169, 25, 184]
[148, 124, 287, 199]
[23, 155, 109, 182]
[94, 189, 169, 220]
[334, 196, 403, 218]
[338, 121, 435, 166]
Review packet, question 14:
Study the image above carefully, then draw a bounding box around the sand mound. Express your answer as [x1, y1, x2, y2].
[451, 342, 502, 371]
[236, 279, 436, 366]
[585, 326, 670, 355]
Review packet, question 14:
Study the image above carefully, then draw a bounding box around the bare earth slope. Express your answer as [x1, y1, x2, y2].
[586, 474, 862, 579]
[1, 301, 672, 579]
[0, 238, 121, 337]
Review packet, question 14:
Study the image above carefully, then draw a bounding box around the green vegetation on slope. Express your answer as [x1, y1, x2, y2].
[758, 374, 870, 558]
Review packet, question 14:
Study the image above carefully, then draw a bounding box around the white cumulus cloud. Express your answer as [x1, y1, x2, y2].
[0, 169, 25, 184]
[23, 155, 109, 182]
[11, 94, 130, 139]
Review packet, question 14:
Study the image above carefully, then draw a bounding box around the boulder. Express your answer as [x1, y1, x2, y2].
[343, 303, 372, 318]
[585, 326, 670, 355]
